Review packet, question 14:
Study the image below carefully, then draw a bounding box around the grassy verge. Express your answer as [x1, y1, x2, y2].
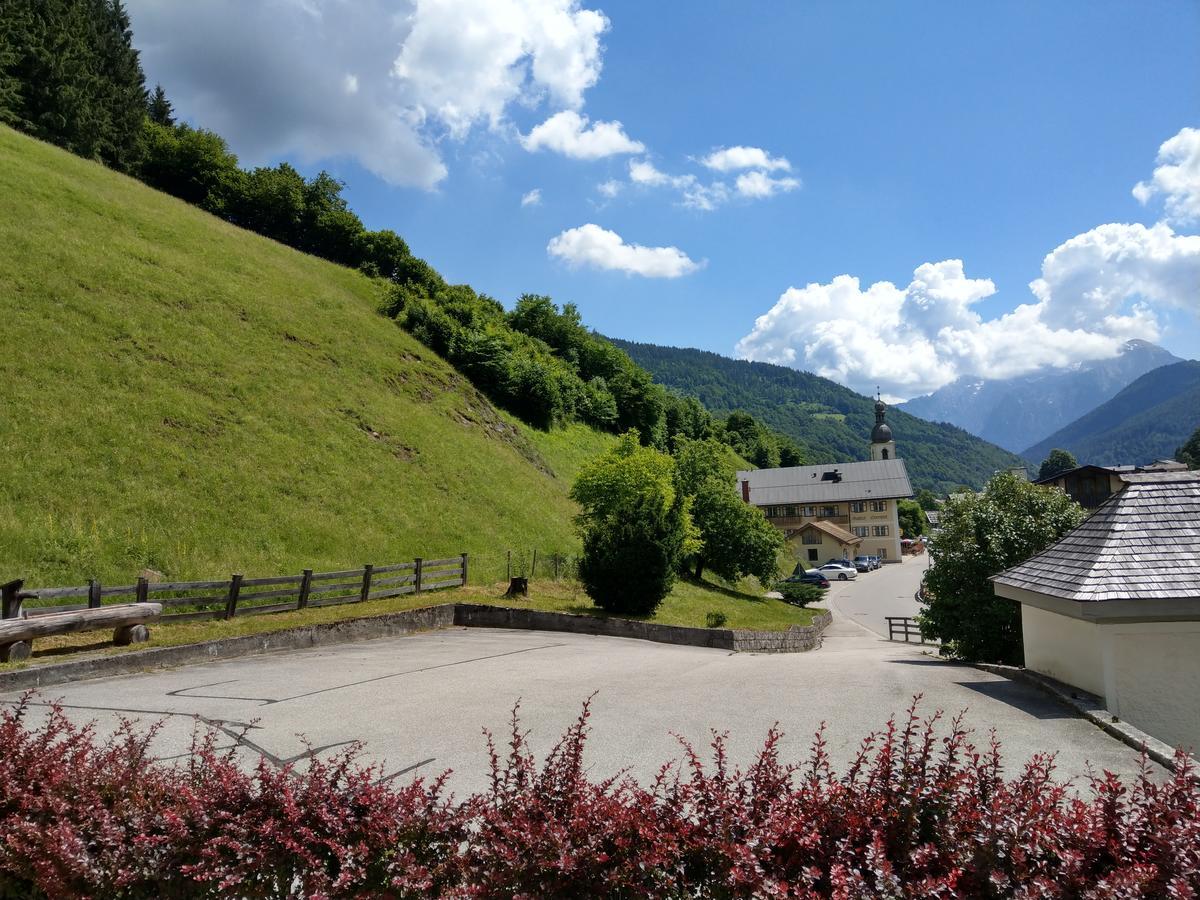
[0, 577, 823, 672]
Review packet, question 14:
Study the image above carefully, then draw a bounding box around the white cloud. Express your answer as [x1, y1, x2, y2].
[736, 223, 1200, 399]
[128, 0, 612, 188]
[1133, 126, 1200, 224]
[701, 145, 791, 173]
[547, 224, 703, 278]
[520, 188, 542, 207]
[734, 170, 801, 198]
[596, 179, 622, 198]
[520, 110, 644, 159]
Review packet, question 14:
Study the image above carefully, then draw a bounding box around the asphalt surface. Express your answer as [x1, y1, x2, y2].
[1, 559, 1156, 794]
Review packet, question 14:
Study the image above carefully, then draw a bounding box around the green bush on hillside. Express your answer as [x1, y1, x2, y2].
[774, 581, 824, 607]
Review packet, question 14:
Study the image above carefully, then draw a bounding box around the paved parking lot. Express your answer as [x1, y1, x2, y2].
[1, 562, 1156, 795]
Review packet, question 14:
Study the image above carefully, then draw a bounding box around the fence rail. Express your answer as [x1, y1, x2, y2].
[885, 616, 927, 644]
[2, 553, 468, 625]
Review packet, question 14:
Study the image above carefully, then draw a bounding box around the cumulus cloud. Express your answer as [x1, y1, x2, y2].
[1133, 126, 1200, 224]
[520, 188, 542, 207]
[128, 0, 611, 188]
[596, 179, 622, 198]
[736, 223, 1200, 399]
[628, 158, 729, 210]
[547, 224, 703, 278]
[734, 170, 801, 198]
[700, 145, 791, 173]
[520, 110, 644, 159]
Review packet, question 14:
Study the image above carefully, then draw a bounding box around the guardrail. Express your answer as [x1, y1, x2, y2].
[2, 554, 468, 624]
[885, 616, 927, 644]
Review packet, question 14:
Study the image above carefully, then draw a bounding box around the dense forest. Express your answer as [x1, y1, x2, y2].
[1022, 361, 1200, 466]
[0, 0, 802, 467]
[610, 339, 1026, 493]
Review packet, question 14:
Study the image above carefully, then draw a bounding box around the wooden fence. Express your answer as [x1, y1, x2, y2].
[1, 554, 468, 624]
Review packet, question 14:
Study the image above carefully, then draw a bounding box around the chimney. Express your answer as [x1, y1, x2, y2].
[741, 480, 750, 502]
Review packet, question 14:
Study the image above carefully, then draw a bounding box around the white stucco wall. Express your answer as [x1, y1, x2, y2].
[1022, 606, 1200, 754]
[1021, 605, 1106, 697]
[1106, 622, 1200, 754]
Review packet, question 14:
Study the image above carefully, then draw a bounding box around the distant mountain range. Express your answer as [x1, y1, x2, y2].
[608, 338, 1025, 494]
[897, 340, 1182, 453]
[1022, 361, 1200, 467]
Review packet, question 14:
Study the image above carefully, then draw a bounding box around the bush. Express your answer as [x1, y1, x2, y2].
[775, 580, 824, 607]
[577, 497, 686, 616]
[1, 695, 1197, 897]
[705, 610, 727, 628]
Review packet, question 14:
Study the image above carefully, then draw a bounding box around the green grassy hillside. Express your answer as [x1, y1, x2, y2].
[609, 339, 1025, 493]
[0, 126, 611, 586]
[1022, 361, 1200, 466]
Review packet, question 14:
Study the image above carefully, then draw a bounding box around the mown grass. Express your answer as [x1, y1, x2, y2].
[0, 575, 822, 671]
[0, 126, 613, 587]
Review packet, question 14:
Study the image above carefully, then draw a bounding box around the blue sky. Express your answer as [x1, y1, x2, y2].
[131, 0, 1200, 400]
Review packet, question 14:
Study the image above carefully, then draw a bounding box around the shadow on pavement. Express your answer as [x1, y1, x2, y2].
[954, 678, 1076, 720]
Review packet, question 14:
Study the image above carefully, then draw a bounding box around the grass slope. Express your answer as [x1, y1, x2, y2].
[609, 339, 1024, 493]
[1022, 361, 1200, 466]
[0, 125, 611, 586]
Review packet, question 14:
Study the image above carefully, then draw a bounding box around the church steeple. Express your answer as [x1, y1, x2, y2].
[870, 389, 897, 461]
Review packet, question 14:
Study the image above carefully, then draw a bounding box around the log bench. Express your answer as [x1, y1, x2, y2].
[0, 603, 163, 663]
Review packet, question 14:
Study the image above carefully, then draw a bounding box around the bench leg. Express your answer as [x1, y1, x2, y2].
[0, 641, 31, 663]
[113, 624, 150, 646]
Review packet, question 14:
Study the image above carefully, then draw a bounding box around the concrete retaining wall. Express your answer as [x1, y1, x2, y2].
[0, 603, 832, 693]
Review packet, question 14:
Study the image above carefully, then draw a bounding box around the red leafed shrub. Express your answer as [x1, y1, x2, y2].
[1, 693, 1197, 898]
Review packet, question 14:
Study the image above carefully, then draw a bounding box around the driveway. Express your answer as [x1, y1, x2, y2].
[1, 594, 1158, 795]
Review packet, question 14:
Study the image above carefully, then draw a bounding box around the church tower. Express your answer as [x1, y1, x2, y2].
[870, 392, 897, 462]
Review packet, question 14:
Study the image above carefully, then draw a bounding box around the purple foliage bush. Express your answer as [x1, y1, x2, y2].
[0, 693, 1197, 898]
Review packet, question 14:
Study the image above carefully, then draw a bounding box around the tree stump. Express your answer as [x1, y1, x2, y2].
[0, 641, 31, 663]
[113, 624, 150, 646]
[504, 577, 529, 598]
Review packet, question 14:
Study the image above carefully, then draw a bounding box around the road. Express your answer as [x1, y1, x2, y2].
[823, 554, 929, 639]
[1, 571, 1159, 796]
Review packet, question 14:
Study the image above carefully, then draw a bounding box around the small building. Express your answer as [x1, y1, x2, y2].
[1035, 459, 1188, 509]
[991, 470, 1200, 752]
[790, 519, 863, 563]
[738, 399, 912, 563]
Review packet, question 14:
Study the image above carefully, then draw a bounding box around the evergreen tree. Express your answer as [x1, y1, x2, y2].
[147, 83, 173, 126]
[1176, 426, 1200, 469]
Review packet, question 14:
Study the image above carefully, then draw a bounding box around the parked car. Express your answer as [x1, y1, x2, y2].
[867, 556, 882, 569]
[784, 567, 830, 588]
[851, 556, 873, 572]
[816, 561, 857, 581]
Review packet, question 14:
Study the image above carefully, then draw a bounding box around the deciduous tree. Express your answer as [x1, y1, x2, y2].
[1037, 447, 1078, 481]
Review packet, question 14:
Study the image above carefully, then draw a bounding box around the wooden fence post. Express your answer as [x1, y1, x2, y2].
[224, 574, 243, 619]
[460, 553, 469, 586]
[135, 576, 149, 604]
[88, 579, 101, 610]
[1, 580, 23, 620]
[414, 558, 423, 594]
[360, 564, 374, 603]
[506, 550, 511, 581]
[553, 554, 560, 581]
[531, 549, 537, 581]
[297, 569, 313, 609]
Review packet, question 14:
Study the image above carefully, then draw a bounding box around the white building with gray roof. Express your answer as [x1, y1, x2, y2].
[992, 469, 1200, 753]
[738, 400, 913, 564]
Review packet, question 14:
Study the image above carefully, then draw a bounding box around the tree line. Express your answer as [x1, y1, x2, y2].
[0, 0, 801, 464]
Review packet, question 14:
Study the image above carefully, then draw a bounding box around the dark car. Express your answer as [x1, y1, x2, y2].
[784, 568, 830, 589]
[851, 556, 873, 572]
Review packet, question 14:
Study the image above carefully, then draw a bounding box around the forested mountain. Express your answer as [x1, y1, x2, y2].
[609, 339, 1025, 494]
[1022, 361, 1200, 467]
[897, 340, 1181, 452]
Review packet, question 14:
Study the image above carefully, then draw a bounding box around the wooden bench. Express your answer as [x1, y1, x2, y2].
[0, 601, 163, 662]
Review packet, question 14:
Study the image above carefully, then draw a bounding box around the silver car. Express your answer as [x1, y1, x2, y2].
[816, 561, 858, 581]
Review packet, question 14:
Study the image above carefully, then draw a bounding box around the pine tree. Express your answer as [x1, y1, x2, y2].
[147, 84, 173, 126]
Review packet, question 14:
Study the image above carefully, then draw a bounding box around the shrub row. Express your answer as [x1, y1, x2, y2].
[1, 695, 1196, 898]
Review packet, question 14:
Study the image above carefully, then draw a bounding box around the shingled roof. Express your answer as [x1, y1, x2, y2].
[991, 471, 1200, 603]
[737, 459, 912, 505]
[796, 519, 862, 545]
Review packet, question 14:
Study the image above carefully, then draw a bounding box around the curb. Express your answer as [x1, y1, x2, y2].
[975, 662, 1198, 780]
[0, 604, 832, 693]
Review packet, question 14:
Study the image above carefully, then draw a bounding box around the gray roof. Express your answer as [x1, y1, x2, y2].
[737, 459, 913, 505]
[992, 471, 1200, 603]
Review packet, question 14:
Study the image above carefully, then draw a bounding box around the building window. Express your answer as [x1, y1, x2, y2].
[852, 526, 869, 538]
[872, 525, 890, 537]
[870, 500, 887, 512]
[820, 505, 839, 517]
[802, 531, 822, 545]
[877, 548, 888, 559]
[784, 505, 797, 517]
[802, 506, 815, 517]
[807, 549, 819, 562]
[850, 501, 865, 513]
[882, 449, 889, 459]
